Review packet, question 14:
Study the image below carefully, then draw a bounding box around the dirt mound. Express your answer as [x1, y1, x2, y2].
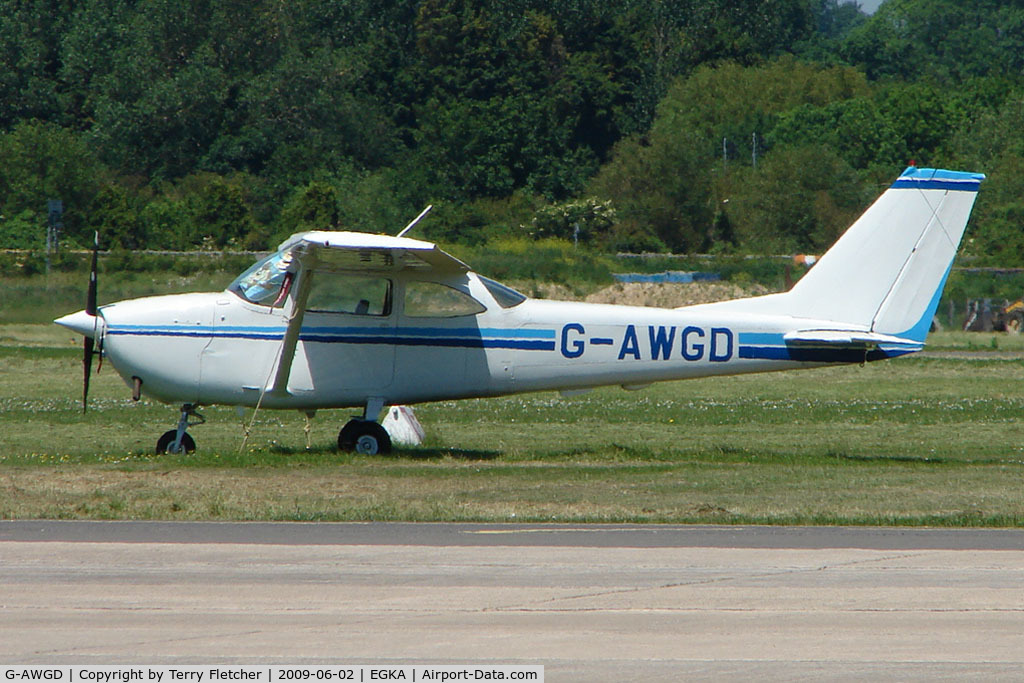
[509, 280, 777, 307]
[583, 281, 774, 308]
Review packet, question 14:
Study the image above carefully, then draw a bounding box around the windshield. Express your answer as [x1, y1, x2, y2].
[228, 249, 296, 306]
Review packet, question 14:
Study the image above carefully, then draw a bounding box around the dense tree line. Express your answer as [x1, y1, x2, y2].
[2, 0, 1024, 264]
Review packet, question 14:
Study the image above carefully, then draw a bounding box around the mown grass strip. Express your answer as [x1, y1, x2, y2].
[2, 325, 1024, 525]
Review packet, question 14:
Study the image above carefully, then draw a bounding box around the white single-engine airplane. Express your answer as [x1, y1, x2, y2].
[56, 166, 984, 455]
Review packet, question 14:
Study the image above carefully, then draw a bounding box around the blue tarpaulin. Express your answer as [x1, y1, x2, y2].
[612, 271, 721, 284]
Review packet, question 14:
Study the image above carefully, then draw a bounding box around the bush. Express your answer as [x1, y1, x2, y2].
[452, 237, 614, 284]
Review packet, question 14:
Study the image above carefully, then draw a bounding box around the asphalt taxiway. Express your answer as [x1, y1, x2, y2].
[2, 521, 1023, 680]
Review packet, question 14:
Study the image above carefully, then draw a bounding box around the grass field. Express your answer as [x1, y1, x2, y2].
[3, 323, 1024, 526]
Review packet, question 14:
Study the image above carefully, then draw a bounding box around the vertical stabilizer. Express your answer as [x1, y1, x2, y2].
[782, 167, 984, 339]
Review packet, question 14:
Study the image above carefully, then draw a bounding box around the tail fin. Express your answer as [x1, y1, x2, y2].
[691, 167, 984, 342]
[787, 167, 984, 341]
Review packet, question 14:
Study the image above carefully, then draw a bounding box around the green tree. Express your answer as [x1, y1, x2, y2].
[949, 101, 1024, 265]
[769, 98, 905, 170]
[139, 194, 191, 250]
[0, 121, 102, 246]
[0, 0, 70, 127]
[179, 173, 259, 248]
[724, 145, 868, 253]
[589, 58, 873, 252]
[589, 130, 714, 252]
[842, 0, 1024, 82]
[410, 2, 635, 202]
[277, 181, 341, 239]
[57, 0, 133, 124]
[88, 183, 144, 250]
[682, 0, 818, 66]
[91, 45, 232, 179]
[815, 0, 867, 39]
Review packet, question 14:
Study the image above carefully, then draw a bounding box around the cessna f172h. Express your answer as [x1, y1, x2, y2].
[56, 166, 984, 455]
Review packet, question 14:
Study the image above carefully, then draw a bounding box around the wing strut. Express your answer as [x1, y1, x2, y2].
[238, 268, 313, 453]
[267, 267, 314, 396]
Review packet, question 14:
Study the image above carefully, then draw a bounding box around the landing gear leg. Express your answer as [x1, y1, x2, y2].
[156, 403, 204, 454]
[337, 398, 391, 455]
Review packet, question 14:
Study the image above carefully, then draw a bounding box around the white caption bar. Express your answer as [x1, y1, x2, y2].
[2, 667, 543, 683]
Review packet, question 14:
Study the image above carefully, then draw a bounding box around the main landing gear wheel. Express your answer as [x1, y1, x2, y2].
[156, 430, 196, 454]
[338, 419, 391, 455]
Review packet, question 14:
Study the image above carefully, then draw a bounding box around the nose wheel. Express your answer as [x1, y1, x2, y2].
[157, 430, 196, 454]
[338, 419, 391, 455]
[156, 403, 203, 454]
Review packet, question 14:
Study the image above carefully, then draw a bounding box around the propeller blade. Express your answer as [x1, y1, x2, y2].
[86, 231, 98, 316]
[83, 232, 99, 412]
[83, 336, 94, 413]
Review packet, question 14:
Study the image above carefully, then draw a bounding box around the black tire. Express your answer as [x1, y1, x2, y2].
[337, 420, 391, 455]
[156, 430, 196, 455]
[337, 420, 360, 450]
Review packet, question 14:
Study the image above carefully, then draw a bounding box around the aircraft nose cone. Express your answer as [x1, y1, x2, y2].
[54, 309, 104, 338]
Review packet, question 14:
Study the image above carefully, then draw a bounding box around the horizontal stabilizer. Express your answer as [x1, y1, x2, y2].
[783, 329, 923, 350]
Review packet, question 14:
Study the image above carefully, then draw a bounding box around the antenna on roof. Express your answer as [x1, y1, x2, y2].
[397, 205, 433, 238]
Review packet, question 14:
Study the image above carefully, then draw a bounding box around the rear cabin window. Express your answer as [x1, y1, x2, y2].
[404, 281, 486, 318]
[306, 272, 391, 316]
[480, 276, 527, 308]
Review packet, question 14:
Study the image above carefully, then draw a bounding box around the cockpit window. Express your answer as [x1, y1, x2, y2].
[306, 271, 391, 316]
[229, 250, 296, 307]
[480, 276, 527, 308]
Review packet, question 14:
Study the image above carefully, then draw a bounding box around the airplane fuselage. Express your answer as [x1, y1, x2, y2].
[91, 271, 903, 411]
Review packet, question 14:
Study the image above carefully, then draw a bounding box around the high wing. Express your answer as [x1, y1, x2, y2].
[266, 231, 470, 396]
[278, 230, 470, 274]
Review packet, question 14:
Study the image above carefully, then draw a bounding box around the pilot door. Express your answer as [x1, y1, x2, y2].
[392, 278, 491, 402]
[294, 269, 397, 400]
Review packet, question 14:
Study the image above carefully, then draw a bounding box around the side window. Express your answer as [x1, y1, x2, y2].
[404, 281, 487, 318]
[306, 272, 391, 316]
[480, 276, 527, 308]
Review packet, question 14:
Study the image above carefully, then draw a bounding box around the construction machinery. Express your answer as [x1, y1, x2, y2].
[962, 298, 1024, 333]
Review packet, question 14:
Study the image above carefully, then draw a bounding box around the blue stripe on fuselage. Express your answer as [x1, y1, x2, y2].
[738, 332, 786, 346]
[105, 325, 556, 351]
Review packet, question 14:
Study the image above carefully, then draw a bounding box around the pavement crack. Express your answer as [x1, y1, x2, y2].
[489, 551, 937, 612]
